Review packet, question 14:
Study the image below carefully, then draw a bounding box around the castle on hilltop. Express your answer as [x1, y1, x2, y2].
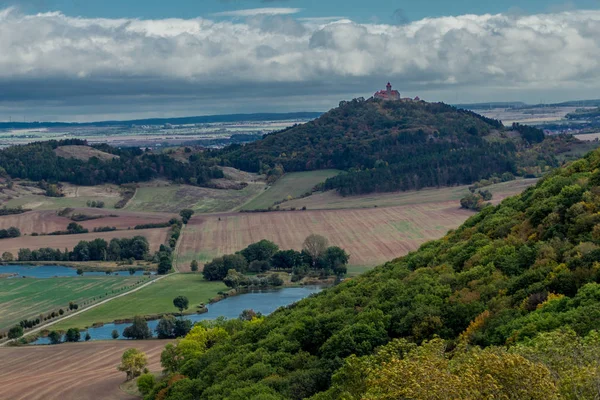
[373, 82, 420, 102]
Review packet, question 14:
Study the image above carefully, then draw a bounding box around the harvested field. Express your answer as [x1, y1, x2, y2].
[281, 179, 538, 211]
[0, 340, 167, 400]
[125, 181, 265, 213]
[176, 202, 474, 270]
[54, 145, 119, 161]
[242, 170, 342, 211]
[0, 228, 169, 255]
[0, 209, 175, 235]
[0, 276, 147, 332]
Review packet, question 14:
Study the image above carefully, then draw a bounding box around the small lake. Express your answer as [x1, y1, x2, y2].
[0, 265, 152, 279]
[33, 286, 323, 344]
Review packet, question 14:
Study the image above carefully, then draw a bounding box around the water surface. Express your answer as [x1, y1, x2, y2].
[33, 286, 322, 344]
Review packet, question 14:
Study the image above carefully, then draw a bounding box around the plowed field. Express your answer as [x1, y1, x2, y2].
[0, 341, 167, 400]
[176, 201, 473, 270]
[0, 228, 169, 255]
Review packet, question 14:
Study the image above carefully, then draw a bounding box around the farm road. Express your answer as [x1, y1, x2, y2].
[0, 273, 170, 347]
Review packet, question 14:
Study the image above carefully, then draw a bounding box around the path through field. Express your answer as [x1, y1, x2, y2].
[0, 341, 167, 400]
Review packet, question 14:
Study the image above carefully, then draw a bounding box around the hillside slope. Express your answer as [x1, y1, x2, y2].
[149, 147, 600, 399]
[214, 98, 550, 195]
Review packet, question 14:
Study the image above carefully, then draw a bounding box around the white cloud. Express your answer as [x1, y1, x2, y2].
[1, 7, 600, 118]
[211, 7, 303, 17]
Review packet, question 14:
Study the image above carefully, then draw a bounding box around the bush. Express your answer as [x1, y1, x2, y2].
[8, 325, 23, 339]
[137, 373, 156, 395]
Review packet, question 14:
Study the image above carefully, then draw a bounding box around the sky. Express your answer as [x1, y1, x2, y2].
[1, 0, 600, 121]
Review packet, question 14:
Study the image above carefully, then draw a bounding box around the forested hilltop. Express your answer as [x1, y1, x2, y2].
[146, 148, 600, 399]
[0, 139, 223, 186]
[210, 98, 559, 195]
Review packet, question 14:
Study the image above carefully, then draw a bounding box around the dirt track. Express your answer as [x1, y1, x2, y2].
[0, 340, 168, 400]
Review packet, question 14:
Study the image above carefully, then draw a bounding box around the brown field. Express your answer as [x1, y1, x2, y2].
[176, 201, 473, 270]
[0, 209, 175, 235]
[54, 145, 119, 162]
[0, 228, 169, 255]
[0, 340, 167, 400]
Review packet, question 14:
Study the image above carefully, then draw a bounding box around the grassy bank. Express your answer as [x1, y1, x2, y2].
[0, 276, 148, 332]
[52, 273, 227, 330]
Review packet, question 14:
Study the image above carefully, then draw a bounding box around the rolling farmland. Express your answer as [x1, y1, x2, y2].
[0, 276, 148, 331]
[280, 179, 538, 211]
[0, 340, 167, 400]
[176, 201, 473, 270]
[241, 170, 342, 211]
[0, 228, 170, 255]
[0, 209, 175, 234]
[125, 182, 265, 213]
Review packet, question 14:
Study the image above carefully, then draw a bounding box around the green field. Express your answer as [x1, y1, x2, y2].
[52, 274, 227, 330]
[125, 183, 265, 213]
[0, 276, 146, 332]
[241, 170, 342, 211]
[282, 178, 539, 210]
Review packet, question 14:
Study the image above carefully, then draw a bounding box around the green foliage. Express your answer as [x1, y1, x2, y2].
[173, 296, 189, 313]
[147, 148, 600, 399]
[8, 325, 23, 339]
[240, 239, 279, 263]
[137, 373, 156, 395]
[122, 316, 152, 340]
[64, 328, 81, 342]
[48, 330, 61, 344]
[179, 209, 195, 224]
[118, 348, 148, 381]
[190, 260, 199, 272]
[203, 254, 248, 281]
[0, 139, 223, 186]
[111, 329, 119, 339]
[0, 226, 21, 239]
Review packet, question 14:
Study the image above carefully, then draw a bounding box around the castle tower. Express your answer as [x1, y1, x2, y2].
[386, 82, 392, 97]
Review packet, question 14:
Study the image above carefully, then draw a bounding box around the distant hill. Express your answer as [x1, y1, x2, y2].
[456, 99, 600, 110]
[213, 98, 550, 195]
[0, 112, 323, 130]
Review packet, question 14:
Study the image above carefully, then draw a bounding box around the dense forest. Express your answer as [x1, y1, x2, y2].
[146, 147, 600, 399]
[0, 139, 223, 186]
[210, 98, 556, 195]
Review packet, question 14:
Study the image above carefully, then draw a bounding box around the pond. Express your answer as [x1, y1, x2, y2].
[32, 286, 323, 344]
[0, 265, 152, 279]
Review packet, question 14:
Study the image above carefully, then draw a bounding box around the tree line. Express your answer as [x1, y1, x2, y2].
[0, 139, 224, 187]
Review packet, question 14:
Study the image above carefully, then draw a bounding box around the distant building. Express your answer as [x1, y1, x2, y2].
[374, 82, 401, 101]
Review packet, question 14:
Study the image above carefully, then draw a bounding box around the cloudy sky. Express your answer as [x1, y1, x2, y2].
[1, 0, 600, 122]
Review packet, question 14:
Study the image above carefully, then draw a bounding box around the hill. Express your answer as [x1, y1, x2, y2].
[146, 147, 600, 399]
[53, 145, 119, 162]
[0, 139, 223, 186]
[213, 98, 552, 195]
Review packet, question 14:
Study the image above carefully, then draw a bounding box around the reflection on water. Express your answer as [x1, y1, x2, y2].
[33, 286, 323, 344]
[0, 265, 151, 279]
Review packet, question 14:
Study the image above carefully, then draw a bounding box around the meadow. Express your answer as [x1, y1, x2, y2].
[3, 183, 122, 210]
[0, 340, 167, 400]
[52, 274, 227, 330]
[0, 228, 170, 255]
[281, 178, 538, 210]
[0, 276, 147, 332]
[176, 201, 473, 270]
[125, 182, 265, 213]
[241, 170, 342, 211]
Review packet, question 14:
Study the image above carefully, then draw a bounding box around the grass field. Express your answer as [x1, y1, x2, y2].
[0, 276, 147, 332]
[52, 274, 227, 330]
[241, 170, 342, 211]
[54, 145, 119, 162]
[282, 179, 538, 210]
[125, 182, 265, 213]
[3, 183, 122, 210]
[176, 201, 473, 270]
[0, 340, 167, 400]
[0, 228, 170, 255]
